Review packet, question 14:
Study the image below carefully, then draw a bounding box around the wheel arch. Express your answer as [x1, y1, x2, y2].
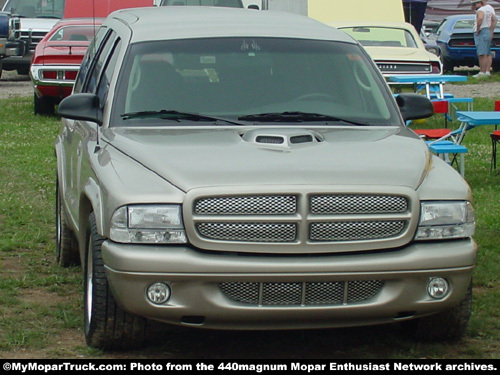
[79, 179, 105, 264]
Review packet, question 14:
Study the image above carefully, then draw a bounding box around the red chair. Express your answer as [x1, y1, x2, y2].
[414, 101, 452, 140]
[495, 100, 500, 130]
[490, 130, 500, 172]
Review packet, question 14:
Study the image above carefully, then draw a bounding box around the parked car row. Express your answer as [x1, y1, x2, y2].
[30, 1, 449, 116]
[430, 14, 500, 72]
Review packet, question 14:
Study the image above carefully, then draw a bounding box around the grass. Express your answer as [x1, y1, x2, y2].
[0, 91, 499, 359]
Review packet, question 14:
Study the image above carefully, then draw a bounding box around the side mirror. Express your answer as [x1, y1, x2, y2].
[58, 93, 102, 125]
[396, 93, 434, 122]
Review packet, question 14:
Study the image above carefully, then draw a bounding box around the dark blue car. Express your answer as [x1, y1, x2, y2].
[434, 14, 500, 72]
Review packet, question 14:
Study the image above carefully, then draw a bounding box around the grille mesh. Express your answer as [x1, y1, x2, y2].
[193, 194, 410, 244]
[310, 195, 408, 214]
[290, 135, 314, 144]
[256, 136, 285, 144]
[196, 222, 297, 242]
[219, 280, 384, 306]
[195, 195, 297, 215]
[310, 221, 406, 242]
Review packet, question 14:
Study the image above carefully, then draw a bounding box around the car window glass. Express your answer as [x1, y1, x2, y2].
[49, 25, 96, 42]
[87, 31, 118, 94]
[342, 27, 417, 48]
[96, 39, 122, 106]
[114, 38, 399, 126]
[435, 20, 446, 35]
[453, 20, 474, 30]
[74, 26, 109, 93]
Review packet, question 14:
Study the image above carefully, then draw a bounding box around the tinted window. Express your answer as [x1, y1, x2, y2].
[113, 38, 399, 127]
[86, 31, 118, 94]
[96, 39, 122, 105]
[74, 26, 109, 93]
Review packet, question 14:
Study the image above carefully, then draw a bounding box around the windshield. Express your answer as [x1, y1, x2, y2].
[341, 27, 418, 48]
[113, 38, 401, 127]
[3, 0, 64, 18]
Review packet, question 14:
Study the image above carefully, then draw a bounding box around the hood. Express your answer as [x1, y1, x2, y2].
[19, 18, 58, 32]
[103, 126, 430, 192]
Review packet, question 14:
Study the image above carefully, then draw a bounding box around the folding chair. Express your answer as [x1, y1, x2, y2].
[414, 101, 452, 140]
[490, 130, 500, 172]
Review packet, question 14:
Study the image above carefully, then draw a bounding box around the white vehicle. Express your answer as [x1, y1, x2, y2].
[1, 0, 62, 75]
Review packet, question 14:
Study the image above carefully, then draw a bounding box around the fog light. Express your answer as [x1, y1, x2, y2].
[146, 282, 171, 304]
[427, 277, 449, 299]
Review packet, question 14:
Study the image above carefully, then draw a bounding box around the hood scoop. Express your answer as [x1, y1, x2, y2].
[242, 129, 322, 150]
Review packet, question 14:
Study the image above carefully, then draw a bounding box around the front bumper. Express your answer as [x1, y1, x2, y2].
[102, 239, 476, 330]
[442, 45, 500, 64]
[0, 50, 32, 70]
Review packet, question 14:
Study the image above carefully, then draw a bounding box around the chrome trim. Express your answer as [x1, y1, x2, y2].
[30, 64, 79, 87]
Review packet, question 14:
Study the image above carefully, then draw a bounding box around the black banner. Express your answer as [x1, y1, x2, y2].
[1, 359, 499, 374]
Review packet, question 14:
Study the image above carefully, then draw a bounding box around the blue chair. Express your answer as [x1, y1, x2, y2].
[427, 140, 468, 177]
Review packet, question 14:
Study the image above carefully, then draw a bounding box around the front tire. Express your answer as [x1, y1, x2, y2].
[84, 212, 147, 350]
[403, 281, 472, 342]
[34, 93, 55, 116]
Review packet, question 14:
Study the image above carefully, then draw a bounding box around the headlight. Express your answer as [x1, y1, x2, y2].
[415, 201, 475, 240]
[110, 205, 187, 244]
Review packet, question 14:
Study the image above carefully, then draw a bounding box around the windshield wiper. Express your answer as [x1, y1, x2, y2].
[121, 110, 243, 125]
[238, 111, 370, 126]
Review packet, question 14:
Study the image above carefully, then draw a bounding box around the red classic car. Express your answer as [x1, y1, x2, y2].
[30, 18, 104, 115]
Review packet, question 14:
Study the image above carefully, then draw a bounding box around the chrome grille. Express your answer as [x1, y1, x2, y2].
[219, 280, 384, 306]
[195, 195, 297, 215]
[190, 192, 412, 248]
[196, 222, 297, 242]
[20, 31, 48, 50]
[310, 221, 406, 242]
[310, 194, 408, 214]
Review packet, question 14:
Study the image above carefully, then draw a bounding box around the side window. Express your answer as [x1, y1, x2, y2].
[96, 38, 122, 106]
[74, 26, 109, 93]
[86, 31, 118, 94]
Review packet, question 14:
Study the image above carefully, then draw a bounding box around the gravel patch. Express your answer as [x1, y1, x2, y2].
[445, 81, 500, 99]
[0, 70, 32, 99]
